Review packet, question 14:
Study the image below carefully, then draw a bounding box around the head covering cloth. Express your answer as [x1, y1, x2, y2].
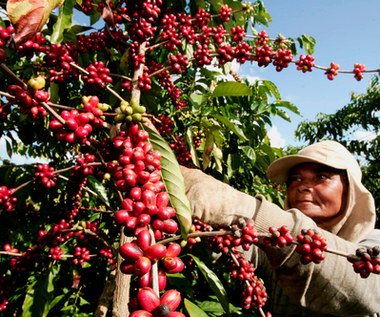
[267, 140, 376, 242]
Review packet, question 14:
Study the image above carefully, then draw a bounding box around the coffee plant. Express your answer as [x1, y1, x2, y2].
[0, 1, 378, 316]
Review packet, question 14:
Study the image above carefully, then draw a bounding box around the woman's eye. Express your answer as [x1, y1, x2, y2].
[288, 176, 301, 183]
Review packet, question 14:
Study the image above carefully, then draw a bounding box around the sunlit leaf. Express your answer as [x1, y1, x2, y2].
[277, 100, 300, 115]
[144, 124, 192, 237]
[297, 34, 316, 55]
[50, 0, 74, 44]
[188, 254, 230, 314]
[7, 0, 65, 44]
[212, 113, 248, 141]
[241, 146, 256, 163]
[261, 80, 281, 100]
[212, 81, 252, 97]
[87, 175, 110, 206]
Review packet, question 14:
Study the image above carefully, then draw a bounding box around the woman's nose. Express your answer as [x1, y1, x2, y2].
[297, 181, 314, 192]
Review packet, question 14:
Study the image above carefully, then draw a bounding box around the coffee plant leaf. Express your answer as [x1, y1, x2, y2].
[211, 81, 252, 98]
[185, 127, 201, 168]
[144, 124, 192, 237]
[297, 34, 316, 55]
[212, 113, 248, 141]
[87, 175, 110, 206]
[7, 0, 65, 44]
[21, 266, 58, 317]
[184, 298, 209, 317]
[189, 254, 230, 315]
[50, 0, 74, 44]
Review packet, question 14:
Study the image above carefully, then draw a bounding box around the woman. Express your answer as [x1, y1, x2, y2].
[180, 140, 380, 316]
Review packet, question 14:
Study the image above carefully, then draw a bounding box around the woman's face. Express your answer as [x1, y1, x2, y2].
[286, 163, 348, 229]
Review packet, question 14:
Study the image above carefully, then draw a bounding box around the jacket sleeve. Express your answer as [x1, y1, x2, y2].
[252, 194, 380, 316]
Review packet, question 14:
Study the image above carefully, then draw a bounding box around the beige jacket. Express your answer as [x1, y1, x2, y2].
[250, 195, 380, 316]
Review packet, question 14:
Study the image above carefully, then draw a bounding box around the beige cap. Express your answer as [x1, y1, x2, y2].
[267, 140, 362, 184]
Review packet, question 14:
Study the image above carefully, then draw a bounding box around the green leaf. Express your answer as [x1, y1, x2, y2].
[6, 139, 12, 158]
[212, 113, 248, 141]
[188, 254, 230, 315]
[185, 127, 200, 168]
[277, 100, 300, 115]
[241, 146, 256, 163]
[48, 82, 60, 104]
[297, 34, 316, 55]
[90, 10, 102, 25]
[22, 267, 58, 317]
[51, 0, 74, 44]
[184, 298, 209, 317]
[261, 80, 281, 99]
[212, 82, 252, 97]
[202, 129, 214, 170]
[190, 93, 209, 109]
[212, 144, 223, 173]
[144, 124, 192, 237]
[87, 175, 110, 206]
[276, 108, 291, 122]
[200, 67, 222, 80]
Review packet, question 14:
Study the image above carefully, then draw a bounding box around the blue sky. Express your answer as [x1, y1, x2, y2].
[239, 0, 380, 147]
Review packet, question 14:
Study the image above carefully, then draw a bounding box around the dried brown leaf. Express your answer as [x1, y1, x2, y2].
[7, 0, 64, 44]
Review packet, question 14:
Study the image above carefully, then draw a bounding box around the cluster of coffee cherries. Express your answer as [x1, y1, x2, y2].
[0, 24, 14, 64]
[349, 246, 380, 278]
[82, 61, 112, 90]
[119, 232, 183, 280]
[0, 186, 17, 212]
[34, 164, 57, 188]
[74, 153, 97, 175]
[191, 220, 267, 311]
[7, 84, 48, 118]
[50, 246, 64, 260]
[295, 229, 327, 264]
[263, 225, 294, 247]
[72, 246, 91, 266]
[295, 54, 315, 73]
[115, 98, 148, 128]
[325, 62, 340, 80]
[233, 253, 268, 310]
[169, 136, 192, 167]
[273, 49, 294, 72]
[0, 25, 14, 47]
[138, 70, 153, 91]
[153, 114, 174, 135]
[206, 221, 259, 254]
[168, 53, 189, 74]
[0, 298, 8, 312]
[353, 64, 366, 81]
[129, 287, 184, 317]
[49, 96, 104, 144]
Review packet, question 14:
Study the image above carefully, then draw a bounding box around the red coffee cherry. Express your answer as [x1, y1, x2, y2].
[120, 242, 143, 261]
[136, 287, 160, 312]
[144, 243, 167, 261]
[160, 289, 181, 311]
[295, 229, 327, 264]
[134, 256, 152, 276]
